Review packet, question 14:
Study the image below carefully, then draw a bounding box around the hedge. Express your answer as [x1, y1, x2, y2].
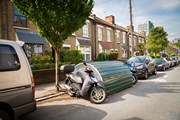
[60, 49, 83, 64]
[96, 52, 118, 61]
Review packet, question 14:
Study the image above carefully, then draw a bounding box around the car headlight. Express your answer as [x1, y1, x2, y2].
[137, 65, 143, 69]
[158, 64, 163, 67]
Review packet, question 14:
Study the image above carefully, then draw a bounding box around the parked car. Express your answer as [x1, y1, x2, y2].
[178, 56, 180, 64]
[172, 56, 179, 66]
[125, 62, 138, 84]
[127, 56, 157, 79]
[0, 39, 36, 120]
[154, 58, 169, 71]
[165, 57, 174, 67]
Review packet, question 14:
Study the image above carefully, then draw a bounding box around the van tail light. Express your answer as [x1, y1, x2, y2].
[31, 77, 35, 94]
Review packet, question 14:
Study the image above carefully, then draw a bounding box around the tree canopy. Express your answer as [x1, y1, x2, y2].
[137, 42, 146, 55]
[12, 0, 94, 48]
[147, 26, 169, 54]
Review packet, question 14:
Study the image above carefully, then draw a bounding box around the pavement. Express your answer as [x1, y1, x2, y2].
[35, 81, 66, 102]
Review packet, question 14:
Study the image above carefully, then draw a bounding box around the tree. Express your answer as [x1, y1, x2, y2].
[175, 42, 180, 48]
[12, 0, 94, 91]
[137, 42, 146, 55]
[147, 26, 169, 54]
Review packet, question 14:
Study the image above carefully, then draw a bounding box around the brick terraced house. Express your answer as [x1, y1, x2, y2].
[0, 0, 146, 61]
[0, 0, 48, 57]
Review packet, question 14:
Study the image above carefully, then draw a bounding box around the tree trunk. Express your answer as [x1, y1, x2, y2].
[55, 48, 60, 91]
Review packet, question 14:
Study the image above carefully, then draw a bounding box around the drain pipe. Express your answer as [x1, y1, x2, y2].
[92, 15, 97, 60]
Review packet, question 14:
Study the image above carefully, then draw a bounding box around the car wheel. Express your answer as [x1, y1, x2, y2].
[144, 70, 148, 79]
[163, 66, 166, 71]
[132, 76, 138, 85]
[153, 67, 157, 75]
[0, 110, 10, 120]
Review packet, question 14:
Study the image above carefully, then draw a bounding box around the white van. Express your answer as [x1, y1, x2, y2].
[0, 39, 36, 120]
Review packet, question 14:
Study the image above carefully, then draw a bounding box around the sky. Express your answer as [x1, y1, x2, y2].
[92, 0, 180, 41]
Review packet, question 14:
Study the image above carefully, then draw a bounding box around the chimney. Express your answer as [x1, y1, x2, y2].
[105, 15, 115, 24]
[127, 26, 134, 32]
[140, 31, 146, 37]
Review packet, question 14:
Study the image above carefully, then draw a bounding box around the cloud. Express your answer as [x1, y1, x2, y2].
[93, 0, 180, 40]
[153, 0, 180, 10]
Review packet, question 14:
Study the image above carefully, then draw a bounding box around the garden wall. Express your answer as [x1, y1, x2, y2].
[33, 69, 66, 85]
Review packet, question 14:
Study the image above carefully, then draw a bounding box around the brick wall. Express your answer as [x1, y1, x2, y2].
[0, 0, 37, 41]
[33, 69, 66, 85]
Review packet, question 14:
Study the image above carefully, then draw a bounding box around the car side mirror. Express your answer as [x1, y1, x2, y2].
[145, 60, 149, 64]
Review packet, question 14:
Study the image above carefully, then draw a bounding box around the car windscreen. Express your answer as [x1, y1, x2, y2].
[128, 57, 141, 63]
[154, 58, 163, 63]
[137, 56, 146, 63]
[166, 58, 171, 61]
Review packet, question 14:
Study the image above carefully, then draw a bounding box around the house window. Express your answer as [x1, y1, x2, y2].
[107, 29, 111, 42]
[123, 32, 126, 44]
[83, 23, 88, 37]
[116, 32, 120, 43]
[34, 45, 43, 55]
[80, 46, 91, 61]
[25, 44, 32, 58]
[98, 27, 103, 41]
[122, 50, 127, 58]
[14, 6, 27, 27]
[134, 36, 136, 46]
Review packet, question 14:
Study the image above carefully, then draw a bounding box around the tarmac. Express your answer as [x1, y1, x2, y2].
[35, 81, 66, 102]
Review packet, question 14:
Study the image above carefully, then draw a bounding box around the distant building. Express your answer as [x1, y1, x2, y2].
[138, 20, 154, 35]
[172, 38, 180, 43]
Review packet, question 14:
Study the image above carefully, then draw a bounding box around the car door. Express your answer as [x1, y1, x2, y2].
[148, 56, 155, 72]
[145, 57, 151, 72]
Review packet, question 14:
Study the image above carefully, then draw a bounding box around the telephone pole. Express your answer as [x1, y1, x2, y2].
[128, 0, 134, 58]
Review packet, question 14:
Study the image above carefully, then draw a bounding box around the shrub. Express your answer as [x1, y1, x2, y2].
[96, 52, 118, 61]
[31, 63, 55, 70]
[108, 52, 118, 60]
[60, 49, 83, 64]
[29, 55, 51, 64]
[96, 52, 107, 61]
[150, 54, 162, 58]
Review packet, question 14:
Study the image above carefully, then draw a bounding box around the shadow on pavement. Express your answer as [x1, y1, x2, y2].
[20, 104, 107, 120]
[122, 117, 143, 120]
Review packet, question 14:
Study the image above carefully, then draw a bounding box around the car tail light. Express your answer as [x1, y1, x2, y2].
[31, 77, 35, 94]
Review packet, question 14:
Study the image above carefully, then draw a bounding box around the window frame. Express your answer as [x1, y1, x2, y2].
[83, 23, 88, 37]
[98, 27, 103, 41]
[13, 6, 27, 27]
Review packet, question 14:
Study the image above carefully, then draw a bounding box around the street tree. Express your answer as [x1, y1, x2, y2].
[137, 42, 146, 55]
[147, 26, 169, 54]
[12, 0, 94, 91]
[175, 42, 180, 48]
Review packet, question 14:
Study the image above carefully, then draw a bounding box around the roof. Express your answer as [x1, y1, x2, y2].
[16, 30, 47, 44]
[77, 39, 91, 46]
[99, 42, 111, 50]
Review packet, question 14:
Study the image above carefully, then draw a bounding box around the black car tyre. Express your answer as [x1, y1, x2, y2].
[153, 67, 157, 75]
[163, 66, 166, 71]
[0, 110, 10, 120]
[89, 86, 106, 104]
[132, 76, 138, 85]
[144, 69, 148, 79]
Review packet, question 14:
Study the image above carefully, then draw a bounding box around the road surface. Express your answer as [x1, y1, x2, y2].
[21, 65, 180, 120]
